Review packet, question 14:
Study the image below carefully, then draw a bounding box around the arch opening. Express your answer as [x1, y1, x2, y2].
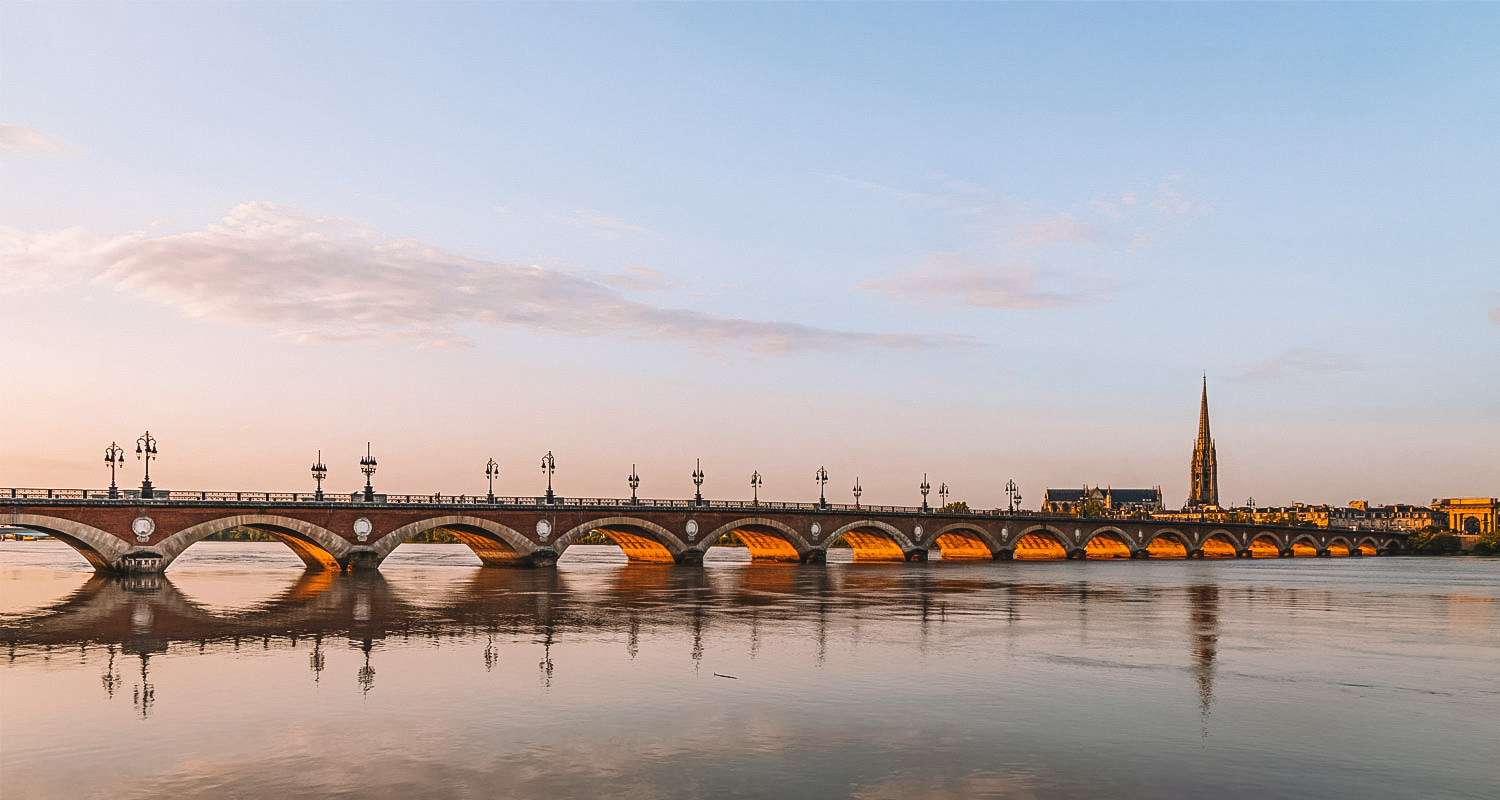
[429, 525, 526, 566]
[244, 525, 344, 571]
[593, 527, 677, 564]
[1290, 540, 1319, 557]
[1249, 535, 1281, 558]
[934, 530, 993, 560]
[1146, 533, 1189, 559]
[702, 524, 803, 564]
[4, 516, 130, 572]
[1200, 534, 1238, 558]
[833, 529, 906, 562]
[1356, 541, 1378, 556]
[1326, 539, 1351, 557]
[1084, 532, 1131, 559]
[1013, 531, 1068, 560]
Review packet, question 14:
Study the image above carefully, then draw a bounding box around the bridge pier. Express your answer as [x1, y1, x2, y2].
[993, 549, 1014, 561]
[1316, 549, 1332, 558]
[112, 550, 166, 575]
[1130, 548, 1150, 559]
[1187, 549, 1204, 559]
[674, 549, 704, 567]
[1065, 549, 1086, 560]
[1279, 548, 1294, 558]
[1235, 550, 1251, 558]
[346, 548, 381, 571]
[800, 549, 827, 565]
[904, 548, 928, 562]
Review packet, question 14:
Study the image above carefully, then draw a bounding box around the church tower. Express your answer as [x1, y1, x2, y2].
[1187, 378, 1219, 508]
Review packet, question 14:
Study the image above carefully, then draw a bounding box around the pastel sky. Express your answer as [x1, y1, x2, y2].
[2, 3, 1496, 508]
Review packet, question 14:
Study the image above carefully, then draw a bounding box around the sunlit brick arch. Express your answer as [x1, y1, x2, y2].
[3, 514, 130, 571]
[1287, 533, 1322, 557]
[554, 516, 686, 564]
[1145, 530, 1191, 558]
[154, 514, 353, 571]
[1355, 537, 1380, 556]
[1082, 526, 1132, 559]
[374, 515, 537, 566]
[1325, 536, 1354, 557]
[699, 518, 811, 563]
[1012, 524, 1070, 560]
[1248, 533, 1283, 557]
[827, 519, 915, 562]
[1197, 530, 1240, 558]
[925, 522, 999, 560]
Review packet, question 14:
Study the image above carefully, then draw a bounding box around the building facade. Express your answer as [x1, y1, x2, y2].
[1043, 486, 1164, 515]
[1431, 498, 1499, 535]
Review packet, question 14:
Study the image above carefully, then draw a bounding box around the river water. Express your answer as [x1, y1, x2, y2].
[1, 541, 1496, 799]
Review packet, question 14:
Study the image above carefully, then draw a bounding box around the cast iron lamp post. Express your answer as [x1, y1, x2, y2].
[135, 432, 157, 499]
[692, 459, 705, 506]
[920, 474, 931, 512]
[485, 458, 500, 503]
[939, 482, 949, 509]
[311, 451, 327, 500]
[359, 444, 377, 502]
[540, 451, 556, 503]
[750, 471, 763, 505]
[104, 442, 125, 499]
[1005, 479, 1021, 513]
[853, 478, 862, 509]
[628, 465, 640, 503]
[815, 466, 829, 508]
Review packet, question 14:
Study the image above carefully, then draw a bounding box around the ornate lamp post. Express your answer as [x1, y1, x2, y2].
[628, 465, 640, 503]
[1005, 479, 1021, 513]
[135, 432, 157, 499]
[311, 451, 328, 500]
[540, 451, 556, 503]
[359, 443, 377, 502]
[750, 470, 763, 505]
[104, 442, 125, 499]
[815, 466, 829, 508]
[692, 459, 705, 506]
[485, 458, 500, 503]
[939, 482, 949, 509]
[919, 473, 931, 512]
[853, 478, 862, 509]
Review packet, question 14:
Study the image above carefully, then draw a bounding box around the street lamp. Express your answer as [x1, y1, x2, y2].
[104, 442, 125, 499]
[485, 458, 500, 503]
[359, 443, 377, 502]
[939, 482, 949, 509]
[135, 432, 158, 499]
[919, 473, 930, 512]
[1005, 479, 1021, 513]
[853, 478, 862, 509]
[311, 450, 327, 500]
[750, 470, 763, 505]
[628, 465, 640, 503]
[815, 466, 829, 508]
[692, 459, 705, 506]
[540, 451, 556, 503]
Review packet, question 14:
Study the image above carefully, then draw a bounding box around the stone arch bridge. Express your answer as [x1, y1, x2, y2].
[2, 488, 1408, 574]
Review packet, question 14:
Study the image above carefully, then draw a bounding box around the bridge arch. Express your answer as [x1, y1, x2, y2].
[1325, 536, 1353, 557]
[1288, 534, 1321, 557]
[555, 517, 686, 564]
[1249, 533, 1282, 558]
[1083, 527, 1132, 559]
[154, 515, 353, 571]
[700, 518, 811, 563]
[1012, 525, 1070, 560]
[2, 514, 130, 571]
[1197, 531, 1239, 558]
[374, 516, 537, 566]
[1355, 537, 1380, 556]
[926, 522, 999, 560]
[827, 520, 915, 562]
[1145, 530, 1191, 558]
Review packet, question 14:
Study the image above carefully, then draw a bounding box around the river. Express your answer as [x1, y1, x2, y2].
[2, 541, 1496, 799]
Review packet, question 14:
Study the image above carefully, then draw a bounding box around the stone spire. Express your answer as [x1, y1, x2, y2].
[1187, 377, 1219, 508]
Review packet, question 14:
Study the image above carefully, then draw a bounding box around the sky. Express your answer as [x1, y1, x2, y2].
[2, 2, 1496, 509]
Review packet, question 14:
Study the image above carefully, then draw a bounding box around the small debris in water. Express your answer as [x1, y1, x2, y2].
[713, 673, 738, 679]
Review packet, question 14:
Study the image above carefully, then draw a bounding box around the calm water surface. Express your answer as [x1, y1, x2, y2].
[2, 541, 1496, 799]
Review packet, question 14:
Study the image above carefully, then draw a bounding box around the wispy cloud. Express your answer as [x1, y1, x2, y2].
[0, 202, 969, 354]
[1230, 348, 1365, 382]
[0, 123, 73, 158]
[1489, 293, 1500, 325]
[556, 210, 646, 240]
[600, 263, 675, 294]
[855, 253, 1106, 311]
[1007, 213, 1101, 247]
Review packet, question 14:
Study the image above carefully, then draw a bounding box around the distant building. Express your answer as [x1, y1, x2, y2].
[1043, 486, 1163, 515]
[1187, 378, 1219, 508]
[1432, 498, 1499, 535]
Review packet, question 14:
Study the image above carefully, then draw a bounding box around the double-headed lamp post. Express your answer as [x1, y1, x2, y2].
[750, 470, 763, 505]
[628, 465, 640, 503]
[853, 478, 862, 509]
[360, 443, 377, 502]
[540, 451, 556, 503]
[104, 442, 125, 499]
[485, 458, 500, 503]
[815, 466, 829, 508]
[311, 451, 328, 500]
[939, 482, 949, 509]
[136, 432, 158, 499]
[920, 474, 931, 512]
[692, 459, 705, 506]
[1005, 479, 1021, 513]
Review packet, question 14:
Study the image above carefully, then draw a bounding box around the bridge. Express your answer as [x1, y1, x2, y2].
[2, 486, 1408, 573]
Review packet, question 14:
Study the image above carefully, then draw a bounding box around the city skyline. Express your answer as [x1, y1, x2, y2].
[3, 3, 1496, 506]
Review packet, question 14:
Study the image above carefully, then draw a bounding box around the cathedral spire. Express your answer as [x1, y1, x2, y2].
[1188, 378, 1219, 508]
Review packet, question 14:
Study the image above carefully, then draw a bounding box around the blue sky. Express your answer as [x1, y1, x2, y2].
[2, 2, 1496, 506]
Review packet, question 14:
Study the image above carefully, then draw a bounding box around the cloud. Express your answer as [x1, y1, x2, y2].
[0, 202, 969, 354]
[855, 253, 1106, 311]
[563, 210, 646, 240]
[0, 123, 73, 158]
[1007, 213, 1101, 247]
[599, 263, 675, 294]
[1491, 306, 1500, 325]
[1230, 348, 1365, 382]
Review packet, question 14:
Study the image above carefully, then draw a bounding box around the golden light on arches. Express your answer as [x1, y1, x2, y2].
[1084, 533, 1131, 559]
[1291, 541, 1319, 558]
[838, 529, 906, 562]
[1013, 532, 1068, 560]
[1200, 535, 1238, 558]
[1249, 536, 1281, 558]
[1147, 535, 1188, 558]
[732, 529, 801, 563]
[1357, 542, 1377, 556]
[594, 527, 675, 563]
[935, 531, 991, 560]
[1326, 542, 1351, 557]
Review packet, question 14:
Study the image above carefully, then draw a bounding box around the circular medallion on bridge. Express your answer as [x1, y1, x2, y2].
[130, 515, 155, 542]
[810, 522, 822, 538]
[686, 519, 699, 540]
[913, 525, 923, 539]
[353, 517, 373, 542]
[536, 519, 552, 541]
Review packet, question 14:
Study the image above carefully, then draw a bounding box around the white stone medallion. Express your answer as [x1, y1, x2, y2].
[536, 519, 552, 542]
[686, 519, 699, 541]
[131, 515, 155, 543]
[810, 522, 822, 538]
[353, 517, 373, 542]
[913, 525, 923, 541]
